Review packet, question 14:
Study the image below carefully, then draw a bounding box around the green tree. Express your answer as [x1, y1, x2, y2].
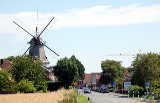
[151, 81, 160, 94]
[132, 53, 160, 86]
[100, 60, 125, 85]
[70, 55, 85, 79]
[9, 56, 47, 91]
[0, 71, 14, 93]
[54, 56, 85, 88]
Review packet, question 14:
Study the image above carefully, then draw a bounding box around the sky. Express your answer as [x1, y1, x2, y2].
[0, 0, 160, 73]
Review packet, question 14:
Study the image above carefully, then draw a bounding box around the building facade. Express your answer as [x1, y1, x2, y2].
[83, 73, 101, 89]
[0, 59, 12, 70]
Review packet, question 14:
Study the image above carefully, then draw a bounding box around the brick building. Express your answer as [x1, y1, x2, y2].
[0, 59, 12, 70]
[83, 73, 101, 89]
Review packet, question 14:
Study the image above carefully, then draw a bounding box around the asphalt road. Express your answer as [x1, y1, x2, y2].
[79, 90, 145, 103]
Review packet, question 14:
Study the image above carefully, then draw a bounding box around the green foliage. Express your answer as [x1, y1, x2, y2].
[128, 85, 144, 97]
[0, 71, 16, 93]
[54, 55, 85, 88]
[100, 60, 125, 85]
[9, 56, 47, 91]
[132, 53, 160, 86]
[15, 79, 36, 93]
[78, 96, 92, 103]
[150, 80, 160, 99]
[70, 55, 85, 80]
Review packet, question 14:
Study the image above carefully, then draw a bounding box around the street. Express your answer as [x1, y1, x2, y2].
[79, 90, 145, 103]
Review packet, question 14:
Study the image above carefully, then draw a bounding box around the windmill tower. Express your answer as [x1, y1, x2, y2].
[13, 17, 59, 64]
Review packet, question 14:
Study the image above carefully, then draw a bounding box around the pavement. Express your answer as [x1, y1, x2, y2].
[78, 90, 145, 103]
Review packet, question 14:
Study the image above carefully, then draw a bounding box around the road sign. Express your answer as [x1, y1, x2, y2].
[112, 81, 116, 87]
[124, 82, 131, 90]
[145, 82, 150, 88]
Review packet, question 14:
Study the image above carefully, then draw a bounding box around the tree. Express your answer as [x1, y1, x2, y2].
[150, 80, 160, 97]
[132, 53, 160, 86]
[0, 71, 13, 93]
[54, 55, 85, 88]
[100, 60, 125, 85]
[8, 56, 47, 91]
[70, 55, 85, 79]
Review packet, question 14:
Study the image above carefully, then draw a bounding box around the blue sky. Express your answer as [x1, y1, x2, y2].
[1, 0, 160, 73]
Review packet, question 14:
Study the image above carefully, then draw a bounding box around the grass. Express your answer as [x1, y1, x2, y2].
[78, 96, 92, 103]
[0, 89, 66, 103]
[0, 88, 92, 103]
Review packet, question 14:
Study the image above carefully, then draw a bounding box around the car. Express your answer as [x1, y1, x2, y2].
[99, 87, 109, 93]
[96, 88, 101, 92]
[83, 87, 91, 93]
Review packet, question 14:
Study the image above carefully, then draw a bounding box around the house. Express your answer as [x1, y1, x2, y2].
[83, 73, 101, 89]
[0, 59, 12, 71]
[124, 71, 132, 82]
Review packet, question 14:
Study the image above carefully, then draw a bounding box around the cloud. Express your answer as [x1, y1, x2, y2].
[55, 4, 160, 28]
[0, 4, 160, 35]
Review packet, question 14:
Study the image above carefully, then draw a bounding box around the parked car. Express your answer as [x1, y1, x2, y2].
[83, 87, 91, 93]
[99, 87, 109, 93]
[96, 88, 101, 92]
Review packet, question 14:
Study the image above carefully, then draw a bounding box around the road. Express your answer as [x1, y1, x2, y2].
[79, 90, 145, 103]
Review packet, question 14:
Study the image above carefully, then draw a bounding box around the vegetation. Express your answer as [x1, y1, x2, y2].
[100, 60, 125, 85]
[150, 80, 160, 99]
[15, 79, 36, 93]
[9, 56, 47, 91]
[128, 85, 144, 97]
[78, 96, 92, 103]
[54, 55, 85, 88]
[0, 71, 14, 93]
[0, 56, 47, 93]
[58, 89, 78, 103]
[70, 55, 85, 80]
[58, 89, 91, 103]
[132, 53, 160, 87]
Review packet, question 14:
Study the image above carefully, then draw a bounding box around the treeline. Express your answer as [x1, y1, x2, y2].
[100, 53, 160, 98]
[0, 55, 85, 93]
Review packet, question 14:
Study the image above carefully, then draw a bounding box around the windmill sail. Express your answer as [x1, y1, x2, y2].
[13, 15, 59, 64]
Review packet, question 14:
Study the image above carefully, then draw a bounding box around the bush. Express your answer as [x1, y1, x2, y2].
[150, 80, 160, 99]
[34, 81, 47, 92]
[15, 79, 36, 93]
[0, 71, 14, 93]
[128, 85, 144, 97]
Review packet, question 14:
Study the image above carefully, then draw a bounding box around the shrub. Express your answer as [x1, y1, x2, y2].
[150, 80, 160, 99]
[0, 71, 13, 93]
[15, 79, 36, 93]
[34, 81, 47, 92]
[128, 85, 144, 97]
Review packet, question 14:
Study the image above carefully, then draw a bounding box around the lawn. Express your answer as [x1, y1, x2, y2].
[78, 96, 92, 103]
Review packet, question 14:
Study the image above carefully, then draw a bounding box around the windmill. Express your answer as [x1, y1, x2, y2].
[13, 17, 59, 64]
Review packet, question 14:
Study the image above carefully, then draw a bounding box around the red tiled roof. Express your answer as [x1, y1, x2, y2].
[85, 74, 92, 78]
[0, 60, 12, 70]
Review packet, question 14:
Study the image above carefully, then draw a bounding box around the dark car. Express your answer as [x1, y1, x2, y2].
[96, 88, 101, 92]
[99, 87, 109, 93]
[83, 87, 91, 93]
